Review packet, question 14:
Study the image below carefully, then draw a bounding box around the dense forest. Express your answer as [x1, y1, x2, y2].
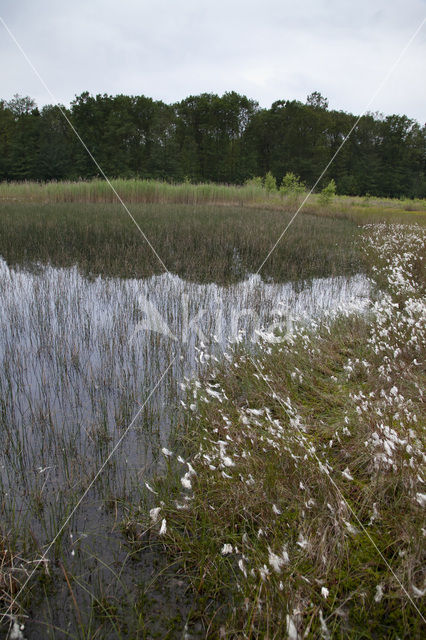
[0, 91, 424, 198]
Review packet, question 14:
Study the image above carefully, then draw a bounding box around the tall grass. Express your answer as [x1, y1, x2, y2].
[1, 178, 425, 222]
[0, 179, 270, 206]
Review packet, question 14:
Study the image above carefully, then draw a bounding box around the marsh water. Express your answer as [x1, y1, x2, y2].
[0, 257, 370, 638]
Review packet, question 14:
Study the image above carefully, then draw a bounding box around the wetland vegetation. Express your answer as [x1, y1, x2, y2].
[147, 224, 426, 638]
[0, 178, 424, 638]
[0, 198, 365, 283]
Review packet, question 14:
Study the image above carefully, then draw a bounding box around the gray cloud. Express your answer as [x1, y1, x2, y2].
[1, 0, 425, 121]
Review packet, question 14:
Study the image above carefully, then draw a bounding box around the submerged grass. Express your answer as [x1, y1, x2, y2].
[0, 201, 364, 283]
[144, 224, 426, 638]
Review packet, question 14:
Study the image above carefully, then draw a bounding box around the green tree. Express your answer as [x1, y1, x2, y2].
[5, 94, 36, 117]
[264, 171, 277, 193]
[0, 100, 15, 179]
[7, 101, 41, 179]
[280, 172, 305, 195]
[245, 176, 263, 189]
[306, 91, 328, 110]
[37, 104, 74, 179]
[174, 92, 258, 182]
[319, 178, 336, 205]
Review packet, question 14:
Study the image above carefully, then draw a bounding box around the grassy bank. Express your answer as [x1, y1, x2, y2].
[144, 224, 426, 638]
[0, 179, 425, 223]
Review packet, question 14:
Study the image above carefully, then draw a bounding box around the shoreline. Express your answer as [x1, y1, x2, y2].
[145, 223, 426, 637]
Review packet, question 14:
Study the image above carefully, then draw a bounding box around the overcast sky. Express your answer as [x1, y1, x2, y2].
[1, 0, 425, 122]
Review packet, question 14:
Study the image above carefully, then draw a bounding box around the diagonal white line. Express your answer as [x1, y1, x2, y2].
[249, 355, 426, 623]
[0, 16, 169, 275]
[256, 16, 426, 276]
[0, 356, 177, 625]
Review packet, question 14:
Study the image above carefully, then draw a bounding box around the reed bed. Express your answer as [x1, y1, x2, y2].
[0, 179, 425, 222]
[0, 179, 268, 206]
[0, 202, 363, 284]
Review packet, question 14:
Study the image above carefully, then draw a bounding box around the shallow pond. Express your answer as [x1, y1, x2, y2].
[0, 258, 370, 638]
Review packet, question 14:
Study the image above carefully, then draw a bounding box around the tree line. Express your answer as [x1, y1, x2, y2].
[0, 90, 424, 198]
